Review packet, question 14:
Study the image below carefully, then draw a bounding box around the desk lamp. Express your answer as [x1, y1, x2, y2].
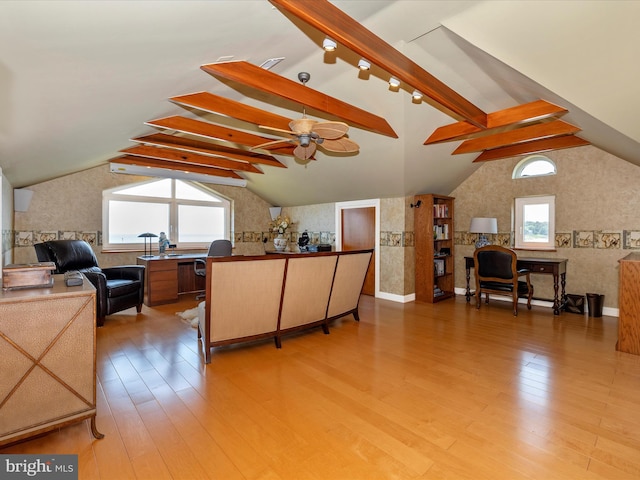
[469, 217, 497, 248]
[138, 232, 158, 257]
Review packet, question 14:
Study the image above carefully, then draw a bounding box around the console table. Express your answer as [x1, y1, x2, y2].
[0, 274, 103, 446]
[137, 254, 206, 306]
[465, 256, 568, 315]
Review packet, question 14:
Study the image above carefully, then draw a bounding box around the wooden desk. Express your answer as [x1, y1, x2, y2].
[0, 275, 102, 446]
[137, 254, 206, 306]
[465, 256, 568, 315]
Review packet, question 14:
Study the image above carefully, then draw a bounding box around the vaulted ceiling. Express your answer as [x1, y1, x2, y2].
[1, 1, 639, 206]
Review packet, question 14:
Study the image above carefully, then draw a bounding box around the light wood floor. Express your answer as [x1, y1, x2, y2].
[3, 294, 640, 479]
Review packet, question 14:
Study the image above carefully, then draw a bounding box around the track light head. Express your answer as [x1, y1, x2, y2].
[357, 59, 371, 71]
[412, 90, 423, 100]
[388, 77, 400, 88]
[322, 38, 337, 52]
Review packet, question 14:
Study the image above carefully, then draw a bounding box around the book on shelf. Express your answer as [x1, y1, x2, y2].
[434, 258, 445, 276]
[433, 224, 449, 240]
[433, 203, 449, 218]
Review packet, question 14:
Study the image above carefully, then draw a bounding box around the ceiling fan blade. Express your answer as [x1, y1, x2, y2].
[294, 142, 317, 160]
[320, 137, 359, 153]
[259, 125, 297, 137]
[252, 138, 295, 150]
[313, 121, 349, 140]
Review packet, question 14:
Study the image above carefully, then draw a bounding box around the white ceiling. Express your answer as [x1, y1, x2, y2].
[1, 0, 639, 206]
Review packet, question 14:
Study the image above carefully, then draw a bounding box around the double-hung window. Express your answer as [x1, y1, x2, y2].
[514, 195, 555, 250]
[103, 178, 231, 251]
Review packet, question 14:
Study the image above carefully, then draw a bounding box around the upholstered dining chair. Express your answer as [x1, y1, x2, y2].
[34, 239, 145, 326]
[194, 239, 233, 299]
[473, 245, 533, 316]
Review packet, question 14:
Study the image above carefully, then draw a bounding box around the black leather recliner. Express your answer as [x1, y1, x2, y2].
[34, 240, 145, 326]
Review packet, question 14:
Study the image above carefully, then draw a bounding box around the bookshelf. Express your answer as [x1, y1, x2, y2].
[414, 194, 455, 303]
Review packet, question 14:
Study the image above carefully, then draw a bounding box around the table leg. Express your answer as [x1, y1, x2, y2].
[466, 266, 471, 302]
[553, 273, 560, 315]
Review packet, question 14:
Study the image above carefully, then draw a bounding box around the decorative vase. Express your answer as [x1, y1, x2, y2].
[274, 234, 288, 251]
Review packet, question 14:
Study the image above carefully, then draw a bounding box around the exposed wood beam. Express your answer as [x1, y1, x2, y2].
[269, 0, 486, 128]
[200, 61, 398, 138]
[145, 116, 294, 156]
[120, 145, 263, 174]
[170, 92, 292, 131]
[453, 120, 581, 154]
[130, 133, 286, 168]
[112, 155, 244, 179]
[425, 100, 569, 144]
[473, 136, 590, 162]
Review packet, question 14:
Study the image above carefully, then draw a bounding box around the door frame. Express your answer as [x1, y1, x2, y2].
[335, 198, 380, 298]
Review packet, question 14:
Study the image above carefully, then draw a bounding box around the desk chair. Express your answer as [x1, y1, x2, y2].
[195, 239, 233, 299]
[474, 245, 533, 316]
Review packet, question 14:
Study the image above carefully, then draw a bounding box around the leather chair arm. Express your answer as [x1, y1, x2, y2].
[102, 265, 145, 283]
[81, 271, 108, 318]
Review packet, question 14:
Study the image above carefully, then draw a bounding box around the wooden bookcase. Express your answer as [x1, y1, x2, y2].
[414, 194, 455, 303]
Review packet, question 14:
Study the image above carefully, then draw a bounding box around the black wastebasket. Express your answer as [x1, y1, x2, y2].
[586, 293, 604, 317]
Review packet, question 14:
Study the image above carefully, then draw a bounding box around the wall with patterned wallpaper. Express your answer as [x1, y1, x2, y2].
[12, 165, 280, 266]
[450, 145, 640, 309]
[9, 163, 417, 297]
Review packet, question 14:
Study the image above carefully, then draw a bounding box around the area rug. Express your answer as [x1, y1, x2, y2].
[176, 306, 200, 329]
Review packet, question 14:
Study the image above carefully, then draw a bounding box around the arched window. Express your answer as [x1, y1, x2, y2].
[512, 155, 556, 179]
[102, 179, 231, 251]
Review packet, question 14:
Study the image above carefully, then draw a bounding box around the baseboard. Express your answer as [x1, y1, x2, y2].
[376, 291, 415, 303]
[454, 287, 619, 317]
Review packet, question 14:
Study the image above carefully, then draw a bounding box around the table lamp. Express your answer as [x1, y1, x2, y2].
[138, 232, 158, 257]
[469, 217, 497, 248]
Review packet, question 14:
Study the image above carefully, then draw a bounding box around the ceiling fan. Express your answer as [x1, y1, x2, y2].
[253, 72, 359, 161]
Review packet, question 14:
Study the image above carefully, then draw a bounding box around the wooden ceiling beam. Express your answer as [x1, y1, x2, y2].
[472, 135, 590, 162]
[425, 100, 569, 144]
[200, 60, 398, 138]
[170, 92, 292, 131]
[453, 120, 581, 154]
[145, 116, 295, 156]
[269, 0, 486, 128]
[112, 155, 244, 178]
[130, 133, 286, 168]
[120, 145, 263, 174]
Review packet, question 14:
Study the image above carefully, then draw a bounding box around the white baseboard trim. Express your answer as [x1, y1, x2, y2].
[454, 287, 619, 317]
[376, 291, 415, 303]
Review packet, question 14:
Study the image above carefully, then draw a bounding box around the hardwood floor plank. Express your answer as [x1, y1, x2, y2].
[2, 296, 639, 479]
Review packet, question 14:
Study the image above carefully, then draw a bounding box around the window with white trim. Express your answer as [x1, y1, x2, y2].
[514, 195, 555, 250]
[103, 179, 231, 251]
[513, 155, 556, 179]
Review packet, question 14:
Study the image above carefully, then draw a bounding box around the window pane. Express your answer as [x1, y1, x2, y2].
[175, 180, 221, 201]
[108, 200, 169, 243]
[523, 203, 549, 243]
[114, 179, 172, 198]
[521, 160, 555, 177]
[178, 205, 225, 242]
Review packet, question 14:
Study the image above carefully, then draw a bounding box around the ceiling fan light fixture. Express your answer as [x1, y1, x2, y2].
[358, 59, 370, 71]
[323, 37, 337, 52]
[388, 77, 400, 88]
[412, 90, 423, 100]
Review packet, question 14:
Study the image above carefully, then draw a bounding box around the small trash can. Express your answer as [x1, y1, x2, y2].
[586, 293, 604, 317]
[565, 294, 585, 314]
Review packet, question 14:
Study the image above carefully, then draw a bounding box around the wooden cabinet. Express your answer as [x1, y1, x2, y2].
[414, 194, 455, 303]
[0, 275, 103, 446]
[137, 254, 206, 306]
[618, 253, 640, 355]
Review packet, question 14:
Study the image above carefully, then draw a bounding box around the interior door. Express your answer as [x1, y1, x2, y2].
[341, 207, 375, 296]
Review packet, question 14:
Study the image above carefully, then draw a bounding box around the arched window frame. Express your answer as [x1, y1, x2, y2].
[512, 155, 557, 179]
[102, 179, 232, 252]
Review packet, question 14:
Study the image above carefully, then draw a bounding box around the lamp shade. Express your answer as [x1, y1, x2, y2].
[269, 207, 282, 220]
[469, 217, 498, 234]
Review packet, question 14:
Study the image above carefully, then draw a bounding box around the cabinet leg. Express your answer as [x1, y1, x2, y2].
[90, 416, 104, 440]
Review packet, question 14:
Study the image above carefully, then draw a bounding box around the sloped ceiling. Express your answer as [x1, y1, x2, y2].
[1, 1, 639, 206]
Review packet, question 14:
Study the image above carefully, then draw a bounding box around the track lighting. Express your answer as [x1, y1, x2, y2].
[322, 38, 337, 52]
[388, 77, 400, 88]
[412, 90, 423, 100]
[358, 59, 370, 71]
